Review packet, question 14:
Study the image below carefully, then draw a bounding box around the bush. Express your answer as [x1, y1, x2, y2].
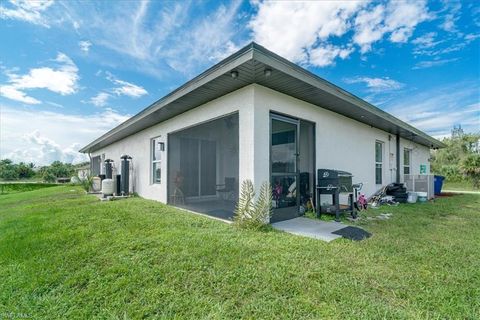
[79, 176, 94, 193]
[0, 160, 19, 180]
[234, 180, 272, 229]
[460, 154, 480, 188]
[42, 172, 56, 183]
[431, 133, 480, 184]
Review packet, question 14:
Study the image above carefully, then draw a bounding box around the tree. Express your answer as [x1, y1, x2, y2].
[430, 133, 480, 182]
[0, 159, 19, 180]
[460, 154, 480, 188]
[16, 162, 35, 179]
[42, 172, 57, 183]
[43, 161, 76, 179]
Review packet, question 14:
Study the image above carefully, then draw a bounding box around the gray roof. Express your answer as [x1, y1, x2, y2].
[80, 42, 444, 153]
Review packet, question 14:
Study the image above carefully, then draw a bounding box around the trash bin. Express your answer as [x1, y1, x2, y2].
[434, 175, 445, 195]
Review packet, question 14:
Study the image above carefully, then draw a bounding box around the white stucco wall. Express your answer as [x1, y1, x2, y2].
[399, 137, 431, 180]
[91, 85, 255, 202]
[90, 83, 432, 204]
[251, 84, 431, 197]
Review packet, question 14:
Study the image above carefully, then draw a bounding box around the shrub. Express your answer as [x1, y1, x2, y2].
[0, 159, 19, 180]
[460, 154, 480, 188]
[42, 172, 56, 183]
[234, 180, 272, 229]
[79, 176, 94, 193]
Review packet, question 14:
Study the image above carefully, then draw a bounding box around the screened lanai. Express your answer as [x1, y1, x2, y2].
[167, 113, 239, 220]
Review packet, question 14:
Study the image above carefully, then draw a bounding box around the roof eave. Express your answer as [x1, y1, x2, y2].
[80, 41, 445, 153]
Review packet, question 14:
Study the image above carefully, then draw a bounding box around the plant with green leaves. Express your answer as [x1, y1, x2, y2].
[430, 133, 480, 183]
[42, 172, 56, 183]
[234, 180, 272, 229]
[79, 176, 94, 193]
[460, 154, 480, 188]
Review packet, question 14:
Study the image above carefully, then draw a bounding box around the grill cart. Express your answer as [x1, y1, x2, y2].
[316, 169, 357, 221]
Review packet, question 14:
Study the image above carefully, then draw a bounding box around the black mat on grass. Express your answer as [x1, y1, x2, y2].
[332, 226, 372, 241]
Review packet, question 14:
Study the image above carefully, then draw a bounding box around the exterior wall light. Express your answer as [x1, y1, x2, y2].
[264, 68, 272, 77]
[230, 70, 239, 79]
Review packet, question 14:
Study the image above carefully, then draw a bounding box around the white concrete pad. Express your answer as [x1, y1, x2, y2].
[271, 217, 346, 242]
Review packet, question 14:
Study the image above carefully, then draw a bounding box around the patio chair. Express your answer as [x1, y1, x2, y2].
[216, 177, 235, 201]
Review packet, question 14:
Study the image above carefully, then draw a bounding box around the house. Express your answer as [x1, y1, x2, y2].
[76, 163, 90, 180]
[80, 42, 444, 222]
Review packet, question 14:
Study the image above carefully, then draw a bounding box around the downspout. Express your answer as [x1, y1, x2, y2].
[396, 134, 400, 183]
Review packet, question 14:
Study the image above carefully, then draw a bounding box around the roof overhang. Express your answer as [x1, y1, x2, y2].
[80, 42, 445, 153]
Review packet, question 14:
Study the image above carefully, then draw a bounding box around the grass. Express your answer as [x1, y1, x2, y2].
[443, 180, 479, 192]
[0, 182, 58, 195]
[0, 186, 479, 319]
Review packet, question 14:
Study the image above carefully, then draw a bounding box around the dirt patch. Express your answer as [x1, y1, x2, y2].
[436, 192, 459, 197]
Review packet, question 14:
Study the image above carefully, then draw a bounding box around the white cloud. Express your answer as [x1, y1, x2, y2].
[0, 105, 130, 165]
[79, 40, 92, 53]
[249, 0, 431, 66]
[309, 45, 353, 67]
[464, 33, 480, 42]
[50, 1, 244, 76]
[0, 0, 54, 27]
[384, 82, 480, 138]
[353, 4, 385, 53]
[89, 92, 110, 107]
[440, 1, 462, 32]
[162, 1, 244, 74]
[0, 85, 40, 104]
[353, 0, 430, 53]
[106, 72, 147, 98]
[0, 53, 79, 104]
[250, 1, 365, 64]
[412, 58, 459, 69]
[412, 32, 440, 49]
[344, 76, 404, 92]
[385, 0, 431, 43]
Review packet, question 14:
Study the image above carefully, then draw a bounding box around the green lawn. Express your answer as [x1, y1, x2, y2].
[443, 180, 480, 192]
[0, 182, 57, 195]
[1, 187, 479, 319]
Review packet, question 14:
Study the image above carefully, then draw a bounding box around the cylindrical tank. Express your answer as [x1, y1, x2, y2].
[116, 174, 121, 195]
[92, 177, 102, 192]
[120, 155, 132, 195]
[104, 159, 113, 179]
[102, 178, 114, 196]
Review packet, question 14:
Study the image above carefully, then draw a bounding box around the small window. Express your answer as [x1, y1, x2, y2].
[375, 141, 383, 185]
[151, 137, 163, 184]
[403, 148, 411, 175]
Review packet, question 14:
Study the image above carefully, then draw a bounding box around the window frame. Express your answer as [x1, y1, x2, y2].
[375, 141, 383, 185]
[403, 148, 411, 175]
[151, 136, 163, 184]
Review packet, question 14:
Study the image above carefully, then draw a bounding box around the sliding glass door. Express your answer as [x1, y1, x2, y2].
[271, 114, 300, 222]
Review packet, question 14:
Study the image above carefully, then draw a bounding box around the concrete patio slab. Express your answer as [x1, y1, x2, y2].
[271, 217, 346, 242]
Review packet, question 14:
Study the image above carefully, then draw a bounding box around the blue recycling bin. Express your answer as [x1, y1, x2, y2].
[434, 175, 445, 195]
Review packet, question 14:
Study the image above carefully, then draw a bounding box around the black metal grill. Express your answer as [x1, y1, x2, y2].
[316, 169, 356, 221]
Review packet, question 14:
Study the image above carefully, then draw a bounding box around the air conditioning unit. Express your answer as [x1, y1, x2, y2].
[404, 175, 434, 199]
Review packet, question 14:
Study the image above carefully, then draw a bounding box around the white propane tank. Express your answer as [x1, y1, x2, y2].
[92, 177, 102, 192]
[102, 179, 115, 196]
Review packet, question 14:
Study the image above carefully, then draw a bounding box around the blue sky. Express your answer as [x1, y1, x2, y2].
[0, 0, 479, 165]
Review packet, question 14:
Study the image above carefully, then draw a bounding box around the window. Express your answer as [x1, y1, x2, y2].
[91, 155, 101, 176]
[151, 137, 163, 184]
[375, 141, 383, 185]
[403, 148, 411, 175]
